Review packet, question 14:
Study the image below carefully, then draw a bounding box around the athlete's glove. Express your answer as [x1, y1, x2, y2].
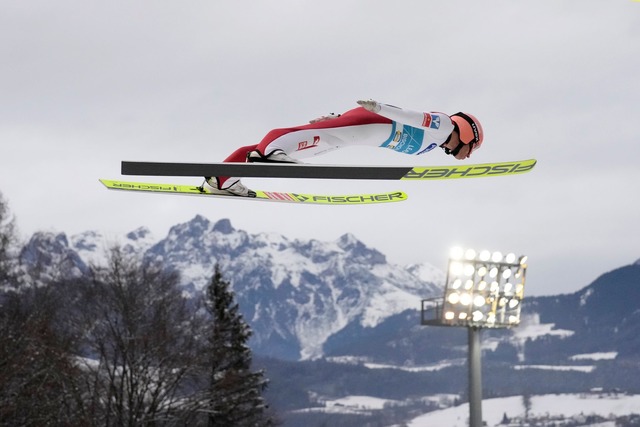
[357, 99, 381, 113]
[309, 113, 341, 124]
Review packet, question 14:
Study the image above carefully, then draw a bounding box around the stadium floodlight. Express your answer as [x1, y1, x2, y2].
[438, 246, 527, 328]
[421, 246, 529, 427]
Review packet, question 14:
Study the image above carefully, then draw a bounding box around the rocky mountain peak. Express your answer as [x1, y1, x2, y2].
[213, 218, 235, 234]
[337, 233, 386, 265]
[126, 226, 152, 241]
[20, 231, 87, 280]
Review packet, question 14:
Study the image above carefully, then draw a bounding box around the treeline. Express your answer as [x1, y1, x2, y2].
[0, 192, 276, 426]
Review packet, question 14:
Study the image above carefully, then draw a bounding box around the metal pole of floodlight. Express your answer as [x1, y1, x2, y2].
[422, 247, 528, 427]
[468, 326, 482, 427]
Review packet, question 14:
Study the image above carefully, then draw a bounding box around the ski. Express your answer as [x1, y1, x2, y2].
[99, 179, 408, 205]
[121, 159, 536, 180]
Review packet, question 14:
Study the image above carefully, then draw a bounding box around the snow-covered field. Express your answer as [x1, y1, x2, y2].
[408, 393, 640, 427]
[513, 364, 596, 373]
[293, 392, 640, 426]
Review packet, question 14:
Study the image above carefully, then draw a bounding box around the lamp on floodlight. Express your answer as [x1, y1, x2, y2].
[421, 246, 529, 427]
[422, 247, 528, 329]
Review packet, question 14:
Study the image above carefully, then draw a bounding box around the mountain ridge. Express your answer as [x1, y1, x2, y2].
[22, 215, 442, 360]
[18, 215, 640, 366]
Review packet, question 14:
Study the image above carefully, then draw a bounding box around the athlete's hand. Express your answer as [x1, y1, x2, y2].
[357, 99, 381, 113]
[309, 113, 341, 124]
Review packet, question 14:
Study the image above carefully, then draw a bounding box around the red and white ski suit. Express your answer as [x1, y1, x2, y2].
[219, 104, 455, 187]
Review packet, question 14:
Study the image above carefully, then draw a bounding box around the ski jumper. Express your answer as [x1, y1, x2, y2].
[219, 104, 455, 187]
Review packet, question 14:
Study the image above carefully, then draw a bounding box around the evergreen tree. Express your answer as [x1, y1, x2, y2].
[500, 412, 510, 424]
[523, 392, 532, 422]
[0, 191, 17, 286]
[204, 264, 275, 426]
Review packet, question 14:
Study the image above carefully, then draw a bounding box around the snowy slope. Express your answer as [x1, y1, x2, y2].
[407, 393, 640, 427]
[290, 388, 640, 426]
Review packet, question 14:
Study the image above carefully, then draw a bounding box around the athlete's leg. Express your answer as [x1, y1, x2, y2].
[210, 107, 391, 192]
[223, 144, 258, 162]
[212, 144, 257, 189]
[253, 107, 392, 160]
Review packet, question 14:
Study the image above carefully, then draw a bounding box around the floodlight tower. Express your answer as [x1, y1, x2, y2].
[422, 247, 528, 427]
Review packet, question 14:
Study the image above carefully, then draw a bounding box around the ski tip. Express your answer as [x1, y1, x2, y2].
[403, 158, 537, 180]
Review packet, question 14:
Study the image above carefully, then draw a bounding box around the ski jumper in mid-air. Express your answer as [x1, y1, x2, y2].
[202, 99, 484, 197]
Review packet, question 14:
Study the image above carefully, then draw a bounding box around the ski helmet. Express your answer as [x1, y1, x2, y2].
[450, 112, 484, 155]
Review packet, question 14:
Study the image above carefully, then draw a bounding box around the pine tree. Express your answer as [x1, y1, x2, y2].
[0, 191, 17, 286]
[204, 264, 275, 427]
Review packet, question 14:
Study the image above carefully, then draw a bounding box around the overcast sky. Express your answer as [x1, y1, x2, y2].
[1, 0, 639, 296]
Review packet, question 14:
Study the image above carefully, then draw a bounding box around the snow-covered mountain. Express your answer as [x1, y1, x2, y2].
[69, 226, 156, 265]
[142, 216, 442, 360]
[19, 231, 89, 281]
[22, 215, 443, 360]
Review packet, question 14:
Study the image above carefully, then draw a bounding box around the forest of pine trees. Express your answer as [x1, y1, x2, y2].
[0, 191, 276, 426]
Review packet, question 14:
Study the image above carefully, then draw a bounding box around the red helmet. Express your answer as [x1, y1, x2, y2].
[450, 112, 484, 155]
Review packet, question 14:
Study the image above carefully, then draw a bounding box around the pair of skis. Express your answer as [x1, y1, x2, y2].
[101, 159, 537, 205]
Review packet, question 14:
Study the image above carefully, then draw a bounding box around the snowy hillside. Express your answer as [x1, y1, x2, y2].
[291, 392, 640, 426]
[408, 393, 640, 427]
